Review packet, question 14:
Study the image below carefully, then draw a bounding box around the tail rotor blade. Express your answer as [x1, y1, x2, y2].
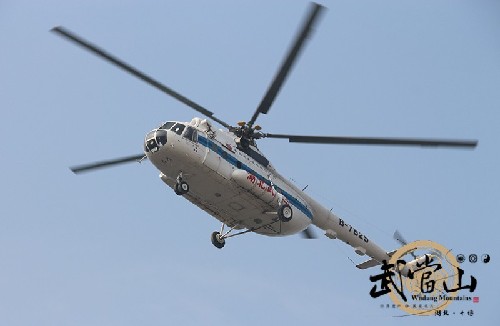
[393, 230, 417, 259]
[393, 229, 408, 246]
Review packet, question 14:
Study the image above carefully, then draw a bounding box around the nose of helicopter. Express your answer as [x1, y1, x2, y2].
[144, 129, 168, 153]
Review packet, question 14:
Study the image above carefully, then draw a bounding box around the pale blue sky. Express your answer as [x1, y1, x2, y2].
[1, 1, 499, 325]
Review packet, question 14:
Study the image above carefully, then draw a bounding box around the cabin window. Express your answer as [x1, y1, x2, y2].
[209, 141, 218, 152]
[183, 126, 198, 142]
[160, 121, 175, 130]
[172, 123, 185, 135]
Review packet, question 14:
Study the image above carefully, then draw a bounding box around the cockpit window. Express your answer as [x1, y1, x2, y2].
[171, 123, 185, 135]
[183, 126, 198, 142]
[160, 121, 175, 130]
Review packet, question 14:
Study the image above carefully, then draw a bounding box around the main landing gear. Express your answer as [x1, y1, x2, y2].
[210, 222, 255, 249]
[211, 223, 238, 249]
[211, 231, 226, 249]
[174, 172, 189, 195]
[210, 204, 294, 249]
[276, 191, 293, 222]
[277, 204, 293, 222]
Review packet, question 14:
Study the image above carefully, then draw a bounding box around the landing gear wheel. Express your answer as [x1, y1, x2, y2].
[211, 231, 225, 249]
[278, 204, 293, 222]
[174, 181, 189, 195]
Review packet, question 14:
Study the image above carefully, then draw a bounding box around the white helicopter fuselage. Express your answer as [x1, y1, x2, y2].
[55, 2, 476, 270]
[146, 117, 391, 265]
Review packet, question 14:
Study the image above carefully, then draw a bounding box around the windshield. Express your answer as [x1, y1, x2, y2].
[171, 123, 185, 135]
[160, 121, 175, 130]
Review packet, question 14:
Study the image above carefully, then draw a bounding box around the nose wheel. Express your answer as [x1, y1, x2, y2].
[174, 181, 189, 195]
[174, 172, 190, 195]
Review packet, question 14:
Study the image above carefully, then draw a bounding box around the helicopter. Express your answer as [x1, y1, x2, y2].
[52, 2, 476, 269]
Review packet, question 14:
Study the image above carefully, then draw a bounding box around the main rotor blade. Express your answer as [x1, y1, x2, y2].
[51, 26, 231, 129]
[70, 154, 145, 174]
[248, 3, 325, 127]
[264, 134, 478, 148]
[301, 227, 317, 239]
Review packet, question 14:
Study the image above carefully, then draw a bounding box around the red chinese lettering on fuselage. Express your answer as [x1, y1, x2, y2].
[247, 173, 276, 197]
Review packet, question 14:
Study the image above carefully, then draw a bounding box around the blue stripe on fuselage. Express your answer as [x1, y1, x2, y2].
[198, 135, 313, 220]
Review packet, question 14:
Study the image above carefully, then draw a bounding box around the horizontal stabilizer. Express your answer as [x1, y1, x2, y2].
[356, 249, 397, 269]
